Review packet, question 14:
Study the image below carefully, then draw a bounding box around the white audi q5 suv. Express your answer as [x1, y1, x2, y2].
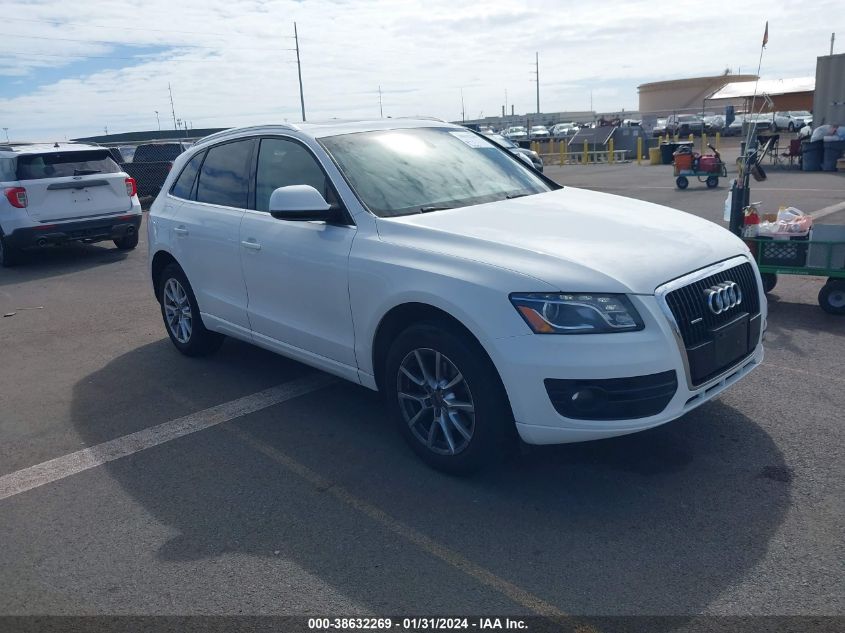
[148, 119, 766, 472]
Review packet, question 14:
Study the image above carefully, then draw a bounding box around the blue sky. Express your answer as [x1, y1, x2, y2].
[0, 0, 835, 140]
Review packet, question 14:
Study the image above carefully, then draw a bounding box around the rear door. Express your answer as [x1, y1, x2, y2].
[16, 150, 132, 222]
[169, 138, 255, 331]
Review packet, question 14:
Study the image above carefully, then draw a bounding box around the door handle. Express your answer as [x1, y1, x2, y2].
[241, 240, 261, 251]
[173, 226, 188, 236]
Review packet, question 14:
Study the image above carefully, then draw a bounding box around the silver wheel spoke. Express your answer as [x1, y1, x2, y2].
[406, 406, 429, 428]
[438, 411, 457, 454]
[443, 372, 463, 390]
[434, 351, 441, 382]
[414, 350, 433, 385]
[427, 419, 438, 447]
[444, 399, 474, 413]
[400, 365, 426, 387]
[447, 410, 472, 441]
[398, 391, 426, 404]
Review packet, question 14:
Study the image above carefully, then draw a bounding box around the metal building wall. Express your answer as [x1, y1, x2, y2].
[814, 53, 845, 125]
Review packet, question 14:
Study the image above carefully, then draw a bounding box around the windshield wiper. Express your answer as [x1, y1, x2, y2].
[419, 206, 453, 213]
[74, 169, 102, 176]
[505, 192, 530, 199]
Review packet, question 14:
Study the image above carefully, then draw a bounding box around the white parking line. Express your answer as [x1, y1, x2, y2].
[0, 374, 334, 501]
[809, 200, 845, 220]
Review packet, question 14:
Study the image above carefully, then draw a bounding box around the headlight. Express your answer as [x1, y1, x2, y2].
[510, 293, 644, 334]
[530, 150, 539, 158]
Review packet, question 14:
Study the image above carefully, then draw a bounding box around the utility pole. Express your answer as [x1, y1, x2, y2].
[460, 88, 465, 122]
[533, 52, 540, 114]
[104, 125, 108, 136]
[504, 89, 508, 119]
[378, 85, 383, 118]
[832, 32, 836, 56]
[154, 110, 161, 131]
[168, 83, 177, 130]
[294, 22, 306, 121]
[2, 128, 8, 143]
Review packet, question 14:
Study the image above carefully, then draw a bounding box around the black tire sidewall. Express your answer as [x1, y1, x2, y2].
[761, 273, 777, 294]
[158, 263, 223, 356]
[819, 281, 845, 315]
[384, 322, 515, 474]
[115, 232, 139, 250]
[0, 232, 18, 268]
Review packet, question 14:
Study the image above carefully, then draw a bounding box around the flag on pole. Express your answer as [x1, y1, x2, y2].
[763, 21, 769, 47]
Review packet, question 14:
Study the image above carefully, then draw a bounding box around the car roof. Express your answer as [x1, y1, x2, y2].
[196, 118, 457, 147]
[0, 142, 104, 157]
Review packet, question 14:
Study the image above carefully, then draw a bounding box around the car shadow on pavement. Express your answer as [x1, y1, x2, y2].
[71, 338, 791, 618]
[0, 242, 131, 287]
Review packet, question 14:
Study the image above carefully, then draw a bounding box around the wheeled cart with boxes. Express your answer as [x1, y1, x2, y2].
[673, 143, 727, 189]
[749, 225, 845, 314]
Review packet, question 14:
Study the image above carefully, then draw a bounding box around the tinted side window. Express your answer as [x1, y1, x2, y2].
[195, 140, 254, 208]
[255, 138, 331, 212]
[170, 151, 205, 200]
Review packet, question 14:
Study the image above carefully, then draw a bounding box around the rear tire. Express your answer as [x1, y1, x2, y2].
[158, 263, 224, 356]
[114, 232, 139, 250]
[676, 176, 689, 189]
[384, 321, 515, 474]
[787, 122, 795, 132]
[706, 175, 719, 188]
[0, 232, 19, 268]
[818, 280, 845, 315]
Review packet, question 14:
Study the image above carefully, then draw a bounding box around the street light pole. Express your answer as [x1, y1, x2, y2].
[294, 22, 306, 121]
[2, 128, 8, 143]
[155, 110, 161, 131]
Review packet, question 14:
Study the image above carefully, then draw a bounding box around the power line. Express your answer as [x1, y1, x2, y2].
[0, 32, 296, 52]
[0, 50, 248, 63]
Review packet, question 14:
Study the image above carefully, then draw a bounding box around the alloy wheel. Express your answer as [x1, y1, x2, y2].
[397, 348, 475, 455]
[163, 278, 193, 344]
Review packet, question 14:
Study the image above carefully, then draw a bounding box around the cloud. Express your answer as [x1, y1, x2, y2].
[0, 0, 835, 140]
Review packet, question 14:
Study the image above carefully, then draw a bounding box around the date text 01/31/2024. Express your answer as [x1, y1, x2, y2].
[308, 618, 528, 630]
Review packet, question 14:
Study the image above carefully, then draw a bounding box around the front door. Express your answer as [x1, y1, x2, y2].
[239, 137, 357, 368]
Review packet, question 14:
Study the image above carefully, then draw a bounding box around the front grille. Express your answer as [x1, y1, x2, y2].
[664, 262, 761, 386]
[665, 262, 760, 348]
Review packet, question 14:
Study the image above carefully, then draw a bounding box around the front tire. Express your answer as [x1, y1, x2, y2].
[788, 122, 795, 132]
[159, 263, 224, 356]
[676, 176, 689, 189]
[706, 175, 719, 188]
[384, 322, 515, 474]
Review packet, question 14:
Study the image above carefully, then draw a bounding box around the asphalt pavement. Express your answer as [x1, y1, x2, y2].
[0, 156, 843, 624]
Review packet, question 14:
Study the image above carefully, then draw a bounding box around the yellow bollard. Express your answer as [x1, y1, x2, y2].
[560, 140, 566, 166]
[688, 133, 694, 143]
[716, 132, 721, 152]
[608, 138, 615, 164]
[637, 136, 642, 165]
[703, 132, 708, 148]
[583, 139, 589, 164]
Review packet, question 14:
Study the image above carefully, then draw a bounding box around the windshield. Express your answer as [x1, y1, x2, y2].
[487, 134, 516, 149]
[320, 127, 552, 218]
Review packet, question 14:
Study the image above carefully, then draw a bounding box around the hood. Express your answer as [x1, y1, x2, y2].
[376, 187, 748, 294]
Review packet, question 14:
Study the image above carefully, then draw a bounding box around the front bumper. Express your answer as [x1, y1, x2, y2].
[487, 293, 764, 445]
[5, 213, 142, 249]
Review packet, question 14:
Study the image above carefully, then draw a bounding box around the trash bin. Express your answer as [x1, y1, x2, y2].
[649, 147, 661, 165]
[822, 140, 845, 172]
[802, 140, 824, 171]
[660, 141, 693, 165]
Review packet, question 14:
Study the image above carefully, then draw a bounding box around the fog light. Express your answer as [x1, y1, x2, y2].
[570, 387, 604, 413]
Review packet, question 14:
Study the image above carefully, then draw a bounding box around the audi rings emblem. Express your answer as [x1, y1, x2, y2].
[704, 281, 742, 315]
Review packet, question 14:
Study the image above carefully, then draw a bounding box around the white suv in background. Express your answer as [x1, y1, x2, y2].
[148, 120, 766, 473]
[0, 142, 142, 267]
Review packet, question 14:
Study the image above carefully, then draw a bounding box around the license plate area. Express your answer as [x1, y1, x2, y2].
[686, 313, 751, 386]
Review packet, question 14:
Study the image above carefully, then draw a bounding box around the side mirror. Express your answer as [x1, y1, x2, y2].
[269, 185, 331, 221]
[517, 153, 534, 168]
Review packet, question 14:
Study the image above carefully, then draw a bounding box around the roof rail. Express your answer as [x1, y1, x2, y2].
[197, 123, 300, 144]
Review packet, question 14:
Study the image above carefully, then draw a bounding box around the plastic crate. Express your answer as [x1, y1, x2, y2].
[759, 236, 809, 267]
